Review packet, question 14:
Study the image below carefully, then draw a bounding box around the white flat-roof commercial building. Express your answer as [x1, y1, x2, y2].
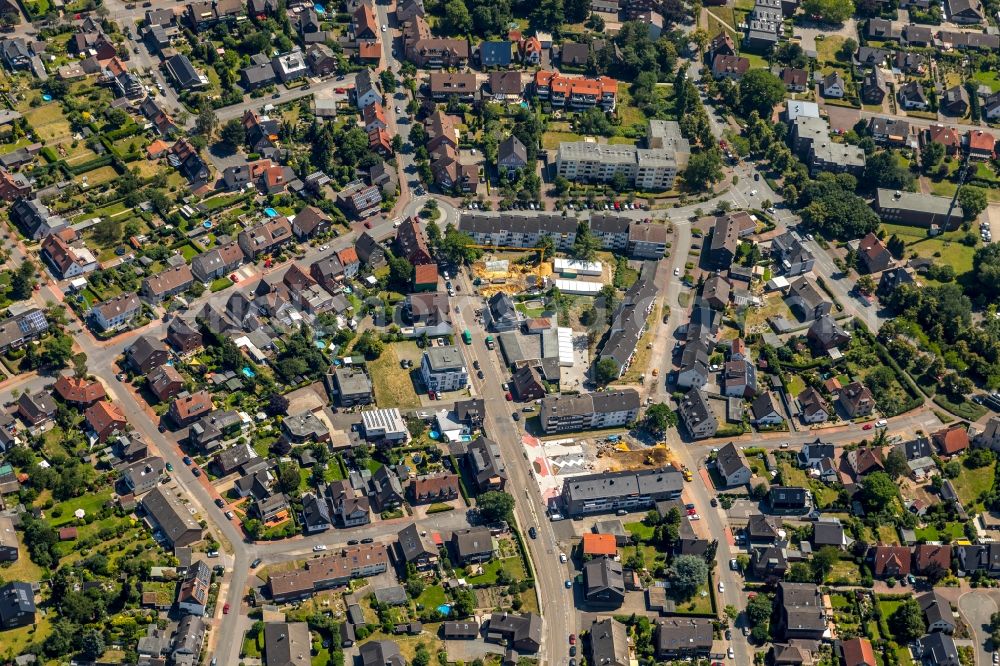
[553, 257, 603, 276]
[557, 327, 575, 367]
[553, 279, 602, 295]
[361, 408, 408, 441]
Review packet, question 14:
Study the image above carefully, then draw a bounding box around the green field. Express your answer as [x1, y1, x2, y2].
[973, 69, 1000, 93]
[951, 459, 996, 513]
[815, 35, 847, 64]
[913, 522, 966, 542]
[881, 223, 977, 279]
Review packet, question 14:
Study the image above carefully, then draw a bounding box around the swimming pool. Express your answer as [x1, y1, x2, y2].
[436, 604, 452, 616]
[314, 2, 326, 12]
[242, 367, 256, 378]
[42, 94, 52, 102]
[264, 207, 278, 217]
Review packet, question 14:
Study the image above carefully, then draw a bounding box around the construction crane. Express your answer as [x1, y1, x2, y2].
[468, 244, 548, 285]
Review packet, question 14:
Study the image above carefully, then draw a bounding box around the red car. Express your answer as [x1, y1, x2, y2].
[230, 273, 240, 282]
[505, 392, 513, 401]
[569, 634, 576, 645]
[364, 220, 373, 228]
[223, 603, 230, 614]
[428, 391, 436, 400]
[862, 423, 874, 430]
[687, 508, 697, 515]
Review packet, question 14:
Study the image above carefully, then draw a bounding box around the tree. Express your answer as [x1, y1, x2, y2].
[196, 107, 218, 137]
[572, 221, 600, 260]
[683, 150, 723, 191]
[884, 448, 909, 480]
[811, 546, 840, 582]
[387, 253, 414, 291]
[738, 70, 786, 118]
[745, 592, 774, 641]
[974, 243, 1000, 299]
[277, 463, 301, 494]
[644, 403, 677, 434]
[439, 225, 483, 265]
[42, 331, 74, 369]
[668, 554, 708, 600]
[9, 259, 36, 301]
[801, 0, 855, 22]
[380, 70, 397, 94]
[80, 628, 106, 660]
[219, 118, 245, 150]
[354, 330, 384, 360]
[861, 471, 898, 513]
[837, 37, 858, 62]
[425, 220, 442, 250]
[863, 151, 915, 191]
[889, 599, 926, 642]
[477, 491, 515, 523]
[594, 358, 621, 385]
[442, 0, 473, 32]
[921, 141, 945, 171]
[535, 234, 555, 261]
[857, 275, 876, 295]
[958, 186, 988, 221]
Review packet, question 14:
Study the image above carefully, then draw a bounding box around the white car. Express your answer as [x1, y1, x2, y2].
[313, 545, 327, 552]
[718, 581, 725, 592]
[673, 267, 680, 276]
[381, 24, 387, 31]
[688, 513, 700, 521]
[730, 558, 738, 570]
[875, 419, 888, 428]
[749, 189, 758, 196]
[728, 647, 735, 659]
[559, 553, 568, 563]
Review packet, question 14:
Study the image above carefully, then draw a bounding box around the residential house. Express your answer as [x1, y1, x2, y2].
[838, 382, 875, 418]
[10, 199, 66, 240]
[238, 216, 294, 260]
[813, 518, 848, 549]
[933, 424, 970, 456]
[85, 400, 128, 443]
[918, 591, 956, 633]
[771, 231, 815, 276]
[0, 582, 35, 630]
[52, 375, 106, 407]
[872, 545, 911, 578]
[191, 241, 244, 283]
[92, 292, 143, 333]
[776, 582, 827, 640]
[466, 435, 507, 492]
[17, 391, 56, 427]
[898, 81, 929, 111]
[40, 233, 97, 279]
[807, 315, 850, 351]
[589, 619, 629, 666]
[396, 523, 438, 571]
[797, 441, 835, 468]
[924, 124, 962, 155]
[583, 557, 626, 608]
[940, 85, 970, 117]
[946, 0, 984, 22]
[711, 54, 750, 80]
[841, 638, 877, 666]
[169, 390, 213, 427]
[861, 68, 888, 104]
[797, 388, 830, 424]
[781, 68, 808, 92]
[770, 486, 811, 513]
[678, 388, 719, 440]
[821, 72, 846, 98]
[420, 346, 468, 393]
[498, 135, 528, 177]
[0, 515, 18, 561]
[141, 265, 194, 303]
[715, 442, 752, 487]
[451, 527, 495, 564]
[967, 130, 996, 161]
[409, 472, 459, 504]
[914, 544, 952, 576]
[655, 618, 714, 660]
[913, 633, 959, 666]
[177, 560, 211, 615]
[786, 276, 831, 320]
[264, 622, 312, 666]
[485, 613, 542, 653]
[291, 206, 332, 240]
[125, 335, 170, 375]
[141, 487, 203, 548]
[846, 447, 885, 479]
[370, 465, 406, 509]
[870, 117, 911, 146]
[751, 392, 784, 426]
[148, 364, 186, 403]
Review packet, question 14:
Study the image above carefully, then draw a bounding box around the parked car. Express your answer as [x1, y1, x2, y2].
[223, 603, 230, 614]
[182, 456, 192, 466]
[214, 498, 225, 508]
[192, 467, 201, 477]
[313, 545, 327, 552]
[528, 526, 537, 539]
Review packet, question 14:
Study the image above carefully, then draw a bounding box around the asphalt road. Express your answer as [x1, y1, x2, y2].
[959, 589, 1000, 666]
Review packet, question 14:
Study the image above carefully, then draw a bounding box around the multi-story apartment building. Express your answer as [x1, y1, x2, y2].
[458, 212, 578, 250]
[420, 346, 468, 393]
[560, 467, 683, 516]
[533, 71, 618, 110]
[556, 142, 679, 191]
[539, 389, 640, 434]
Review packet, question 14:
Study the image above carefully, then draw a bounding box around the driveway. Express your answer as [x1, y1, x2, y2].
[794, 19, 858, 55]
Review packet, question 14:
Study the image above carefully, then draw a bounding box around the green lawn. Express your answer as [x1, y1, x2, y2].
[951, 459, 996, 512]
[625, 521, 655, 542]
[876, 525, 901, 545]
[913, 522, 966, 542]
[210, 277, 234, 292]
[671, 579, 715, 615]
[973, 69, 1000, 93]
[541, 130, 585, 149]
[881, 222, 977, 279]
[785, 374, 806, 397]
[464, 556, 526, 585]
[779, 462, 839, 508]
[50, 491, 114, 527]
[416, 584, 447, 609]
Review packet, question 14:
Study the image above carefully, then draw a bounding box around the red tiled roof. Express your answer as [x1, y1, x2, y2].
[914, 544, 951, 574]
[841, 638, 877, 666]
[53, 375, 106, 404]
[582, 533, 617, 557]
[872, 545, 911, 577]
[85, 400, 127, 439]
[933, 424, 969, 455]
[413, 263, 438, 285]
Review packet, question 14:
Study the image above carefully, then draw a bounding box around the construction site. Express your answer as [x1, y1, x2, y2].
[470, 248, 552, 297]
[522, 432, 683, 505]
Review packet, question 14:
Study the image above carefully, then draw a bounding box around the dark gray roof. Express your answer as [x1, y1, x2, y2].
[397, 523, 437, 562]
[716, 442, 749, 478]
